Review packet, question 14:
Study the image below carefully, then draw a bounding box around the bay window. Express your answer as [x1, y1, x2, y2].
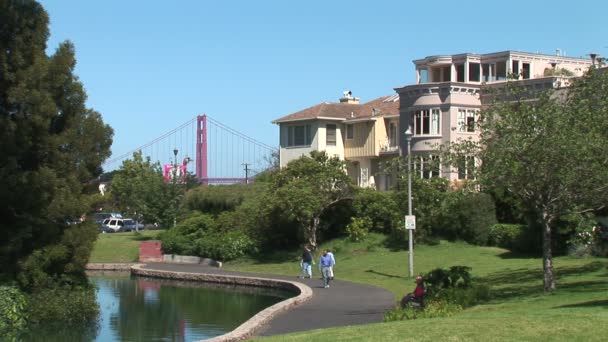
[413, 109, 440, 136]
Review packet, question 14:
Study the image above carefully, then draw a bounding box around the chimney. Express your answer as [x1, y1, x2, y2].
[339, 90, 360, 104]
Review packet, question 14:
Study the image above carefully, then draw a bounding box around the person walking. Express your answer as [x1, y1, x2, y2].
[327, 249, 336, 280]
[300, 245, 313, 279]
[319, 249, 335, 288]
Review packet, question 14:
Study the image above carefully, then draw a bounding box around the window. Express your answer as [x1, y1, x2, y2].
[496, 62, 507, 80]
[326, 124, 336, 146]
[419, 68, 428, 83]
[456, 64, 465, 82]
[522, 63, 530, 79]
[346, 124, 354, 139]
[287, 124, 313, 147]
[388, 122, 397, 147]
[482, 63, 495, 82]
[469, 62, 480, 82]
[458, 156, 475, 180]
[413, 109, 440, 136]
[414, 155, 441, 179]
[432, 68, 441, 83]
[512, 60, 519, 75]
[457, 109, 477, 132]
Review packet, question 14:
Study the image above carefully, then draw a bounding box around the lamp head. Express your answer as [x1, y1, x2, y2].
[404, 128, 413, 142]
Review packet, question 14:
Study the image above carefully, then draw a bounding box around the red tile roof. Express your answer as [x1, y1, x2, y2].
[272, 95, 400, 123]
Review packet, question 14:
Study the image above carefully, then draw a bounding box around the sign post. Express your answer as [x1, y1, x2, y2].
[405, 215, 416, 277]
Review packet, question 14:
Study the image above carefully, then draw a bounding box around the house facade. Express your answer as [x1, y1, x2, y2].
[395, 50, 593, 183]
[272, 92, 400, 190]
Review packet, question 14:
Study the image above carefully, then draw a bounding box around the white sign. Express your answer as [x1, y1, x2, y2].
[405, 215, 416, 230]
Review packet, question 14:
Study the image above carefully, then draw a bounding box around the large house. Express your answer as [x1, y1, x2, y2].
[273, 50, 595, 189]
[272, 92, 400, 190]
[395, 50, 593, 182]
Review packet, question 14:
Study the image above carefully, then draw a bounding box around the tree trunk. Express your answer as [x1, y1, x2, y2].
[307, 216, 320, 250]
[541, 213, 556, 293]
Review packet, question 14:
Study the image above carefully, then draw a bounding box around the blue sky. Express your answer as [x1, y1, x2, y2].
[39, 0, 607, 163]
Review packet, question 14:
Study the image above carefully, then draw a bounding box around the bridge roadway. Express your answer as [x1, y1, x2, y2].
[142, 263, 396, 337]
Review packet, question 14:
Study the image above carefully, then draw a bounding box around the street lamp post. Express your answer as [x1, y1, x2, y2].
[173, 148, 178, 227]
[404, 128, 414, 278]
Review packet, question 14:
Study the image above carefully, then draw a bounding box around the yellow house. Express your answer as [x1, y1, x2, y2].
[273, 91, 400, 190]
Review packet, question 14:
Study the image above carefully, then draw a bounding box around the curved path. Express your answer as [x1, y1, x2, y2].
[141, 263, 396, 337]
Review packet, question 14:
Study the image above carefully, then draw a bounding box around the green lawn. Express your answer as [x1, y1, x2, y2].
[222, 234, 608, 341]
[90, 232, 607, 340]
[89, 230, 162, 263]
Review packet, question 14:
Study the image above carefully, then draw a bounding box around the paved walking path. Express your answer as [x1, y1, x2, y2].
[142, 263, 396, 337]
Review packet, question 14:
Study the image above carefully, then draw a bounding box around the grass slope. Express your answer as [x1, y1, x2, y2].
[89, 232, 607, 340]
[223, 234, 607, 341]
[89, 230, 161, 263]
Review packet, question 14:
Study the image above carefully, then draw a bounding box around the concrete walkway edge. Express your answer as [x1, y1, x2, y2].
[131, 264, 313, 342]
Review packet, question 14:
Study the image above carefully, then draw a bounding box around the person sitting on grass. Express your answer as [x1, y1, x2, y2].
[400, 275, 426, 308]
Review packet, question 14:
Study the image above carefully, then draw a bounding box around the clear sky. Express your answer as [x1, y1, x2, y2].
[39, 0, 608, 161]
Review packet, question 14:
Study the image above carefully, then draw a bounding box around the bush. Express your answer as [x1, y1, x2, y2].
[394, 177, 451, 244]
[26, 284, 98, 326]
[438, 192, 497, 245]
[197, 230, 257, 261]
[424, 265, 472, 292]
[0, 286, 27, 336]
[352, 189, 399, 234]
[159, 213, 214, 255]
[17, 222, 98, 290]
[384, 300, 463, 322]
[345, 217, 370, 242]
[488, 224, 526, 249]
[183, 183, 262, 215]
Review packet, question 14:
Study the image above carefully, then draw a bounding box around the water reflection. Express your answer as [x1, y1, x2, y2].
[24, 273, 292, 342]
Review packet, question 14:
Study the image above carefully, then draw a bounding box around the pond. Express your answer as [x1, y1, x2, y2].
[23, 273, 293, 341]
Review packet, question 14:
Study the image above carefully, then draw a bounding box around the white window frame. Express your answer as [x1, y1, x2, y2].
[413, 109, 440, 136]
[458, 156, 475, 180]
[457, 108, 477, 133]
[414, 155, 441, 179]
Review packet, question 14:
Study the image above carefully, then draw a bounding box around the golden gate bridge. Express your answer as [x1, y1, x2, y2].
[103, 115, 278, 184]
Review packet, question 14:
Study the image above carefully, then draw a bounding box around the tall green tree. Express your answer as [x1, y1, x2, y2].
[444, 68, 608, 292]
[111, 151, 177, 228]
[0, 0, 113, 283]
[268, 151, 355, 249]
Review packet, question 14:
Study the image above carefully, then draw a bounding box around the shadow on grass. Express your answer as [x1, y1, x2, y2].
[555, 299, 608, 309]
[496, 250, 542, 259]
[365, 270, 407, 279]
[480, 261, 608, 300]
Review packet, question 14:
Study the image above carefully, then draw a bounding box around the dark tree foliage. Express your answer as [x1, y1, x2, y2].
[0, 0, 113, 286]
[268, 151, 355, 249]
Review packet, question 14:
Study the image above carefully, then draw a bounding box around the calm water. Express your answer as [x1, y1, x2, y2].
[23, 273, 292, 342]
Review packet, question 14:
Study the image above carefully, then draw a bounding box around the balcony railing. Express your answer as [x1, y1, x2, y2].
[379, 139, 399, 153]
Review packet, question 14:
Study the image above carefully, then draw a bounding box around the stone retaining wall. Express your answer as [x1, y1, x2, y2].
[162, 254, 223, 267]
[86, 263, 137, 271]
[130, 264, 313, 342]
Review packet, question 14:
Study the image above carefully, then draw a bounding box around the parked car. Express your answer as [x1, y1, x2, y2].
[94, 212, 122, 226]
[101, 218, 144, 233]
